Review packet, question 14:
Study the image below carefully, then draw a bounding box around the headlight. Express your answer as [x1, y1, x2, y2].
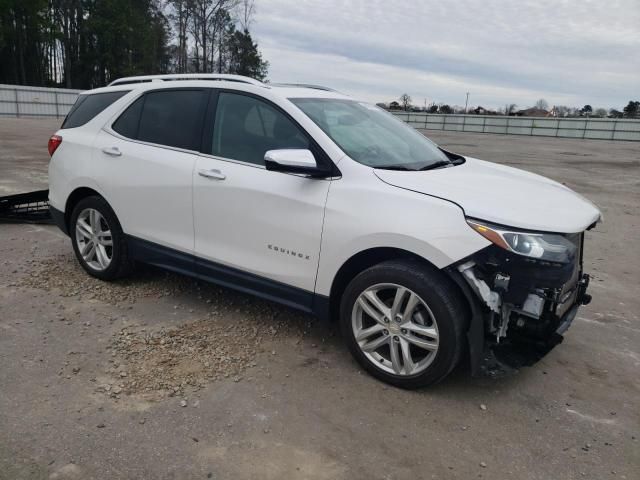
[467, 219, 577, 263]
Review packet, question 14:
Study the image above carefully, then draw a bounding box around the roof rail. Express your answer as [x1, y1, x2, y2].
[271, 83, 339, 93]
[108, 74, 265, 87]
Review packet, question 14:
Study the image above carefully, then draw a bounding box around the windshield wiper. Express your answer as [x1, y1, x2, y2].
[374, 160, 453, 171]
[373, 165, 415, 171]
[418, 160, 452, 171]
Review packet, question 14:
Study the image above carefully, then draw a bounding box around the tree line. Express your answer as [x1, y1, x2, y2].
[0, 0, 268, 89]
[383, 94, 640, 119]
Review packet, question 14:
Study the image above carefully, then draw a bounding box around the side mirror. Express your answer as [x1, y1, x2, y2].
[264, 149, 331, 177]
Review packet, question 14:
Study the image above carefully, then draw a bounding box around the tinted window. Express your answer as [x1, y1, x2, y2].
[62, 90, 129, 129]
[112, 96, 144, 138]
[212, 93, 309, 165]
[137, 90, 205, 150]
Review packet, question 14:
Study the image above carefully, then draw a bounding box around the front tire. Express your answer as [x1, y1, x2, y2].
[70, 196, 131, 281]
[340, 259, 468, 389]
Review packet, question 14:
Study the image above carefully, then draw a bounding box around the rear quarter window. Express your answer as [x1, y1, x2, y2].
[61, 90, 130, 129]
[112, 96, 144, 139]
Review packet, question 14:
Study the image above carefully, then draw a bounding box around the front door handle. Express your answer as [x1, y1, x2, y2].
[198, 168, 226, 180]
[101, 146, 122, 157]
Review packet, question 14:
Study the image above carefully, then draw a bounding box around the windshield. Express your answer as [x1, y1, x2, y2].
[291, 98, 450, 170]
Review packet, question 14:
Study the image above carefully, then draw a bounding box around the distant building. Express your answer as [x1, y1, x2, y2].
[388, 101, 402, 110]
[514, 107, 550, 117]
[471, 106, 499, 115]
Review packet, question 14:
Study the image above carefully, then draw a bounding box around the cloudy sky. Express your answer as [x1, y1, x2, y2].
[252, 0, 639, 110]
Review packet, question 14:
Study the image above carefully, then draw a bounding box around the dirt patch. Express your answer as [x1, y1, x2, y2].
[17, 252, 315, 402]
[17, 253, 196, 304]
[100, 314, 305, 401]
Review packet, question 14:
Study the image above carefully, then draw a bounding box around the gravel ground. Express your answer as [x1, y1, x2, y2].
[16, 253, 195, 304]
[0, 118, 639, 480]
[15, 250, 309, 402]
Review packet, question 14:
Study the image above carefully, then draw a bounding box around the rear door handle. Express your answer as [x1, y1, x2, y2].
[101, 146, 122, 157]
[198, 168, 226, 180]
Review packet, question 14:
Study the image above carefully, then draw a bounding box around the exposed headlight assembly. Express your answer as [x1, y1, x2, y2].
[467, 219, 577, 264]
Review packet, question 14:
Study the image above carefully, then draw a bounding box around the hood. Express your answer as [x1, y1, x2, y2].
[374, 157, 601, 233]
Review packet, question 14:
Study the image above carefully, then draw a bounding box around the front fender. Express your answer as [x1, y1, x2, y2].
[315, 172, 490, 296]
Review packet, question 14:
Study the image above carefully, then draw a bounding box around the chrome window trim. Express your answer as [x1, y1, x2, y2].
[103, 127, 339, 180]
[197, 153, 340, 180]
[104, 126, 266, 169]
[196, 152, 267, 170]
[102, 127, 201, 156]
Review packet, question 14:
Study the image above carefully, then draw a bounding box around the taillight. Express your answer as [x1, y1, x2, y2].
[48, 135, 63, 157]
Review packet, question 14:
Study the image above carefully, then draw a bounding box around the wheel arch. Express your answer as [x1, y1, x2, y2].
[327, 247, 444, 323]
[325, 246, 479, 379]
[64, 187, 108, 232]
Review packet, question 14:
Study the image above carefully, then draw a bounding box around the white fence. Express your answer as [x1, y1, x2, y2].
[0, 84, 82, 118]
[1, 84, 639, 141]
[392, 112, 640, 141]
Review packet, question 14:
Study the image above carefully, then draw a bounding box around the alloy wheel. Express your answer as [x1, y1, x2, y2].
[352, 283, 439, 376]
[75, 208, 113, 271]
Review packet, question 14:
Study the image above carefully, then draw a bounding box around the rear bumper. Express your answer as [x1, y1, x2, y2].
[50, 206, 68, 236]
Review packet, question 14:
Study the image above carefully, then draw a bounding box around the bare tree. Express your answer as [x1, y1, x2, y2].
[167, 0, 192, 73]
[504, 103, 517, 115]
[51, 1, 85, 88]
[188, 0, 238, 73]
[399, 93, 412, 111]
[534, 98, 549, 110]
[237, 0, 255, 31]
[189, 0, 215, 72]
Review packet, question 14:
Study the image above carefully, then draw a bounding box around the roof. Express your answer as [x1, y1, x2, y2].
[84, 74, 351, 101]
[108, 73, 263, 87]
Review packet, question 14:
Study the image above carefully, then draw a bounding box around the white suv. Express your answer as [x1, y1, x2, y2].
[48, 74, 600, 388]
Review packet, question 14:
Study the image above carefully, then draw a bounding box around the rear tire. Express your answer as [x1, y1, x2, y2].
[69, 196, 132, 281]
[340, 259, 468, 389]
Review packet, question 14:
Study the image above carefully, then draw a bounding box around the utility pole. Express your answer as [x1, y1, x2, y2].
[465, 92, 470, 113]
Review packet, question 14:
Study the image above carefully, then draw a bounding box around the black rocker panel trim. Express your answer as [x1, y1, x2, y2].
[126, 235, 330, 319]
[50, 206, 68, 235]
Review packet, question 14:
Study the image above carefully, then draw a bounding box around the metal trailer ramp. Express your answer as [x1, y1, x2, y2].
[0, 189, 52, 224]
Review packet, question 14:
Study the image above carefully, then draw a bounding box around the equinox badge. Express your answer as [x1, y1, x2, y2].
[268, 244, 310, 260]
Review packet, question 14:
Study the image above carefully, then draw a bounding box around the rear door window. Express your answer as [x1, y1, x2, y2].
[137, 90, 206, 150]
[62, 90, 129, 129]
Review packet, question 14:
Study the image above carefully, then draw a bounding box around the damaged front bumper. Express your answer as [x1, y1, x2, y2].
[448, 233, 592, 377]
